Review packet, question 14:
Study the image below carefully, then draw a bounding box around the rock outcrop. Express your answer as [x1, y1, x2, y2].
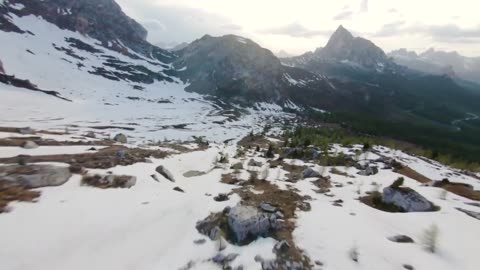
[0, 165, 72, 188]
[227, 205, 275, 243]
[382, 186, 436, 212]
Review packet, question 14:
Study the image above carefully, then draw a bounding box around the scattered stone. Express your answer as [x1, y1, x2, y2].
[173, 186, 185, 193]
[113, 133, 128, 143]
[19, 127, 35, 135]
[303, 167, 321, 179]
[275, 211, 284, 219]
[357, 166, 378, 176]
[156, 165, 175, 182]
[82, 174, 136, 189]
[87, 147, 97, 151]
[273, 240, 290, 253]
[214, 193, 230, 202]
[456, 208, 480, 220]
[228, 205, 273, 244]
[315, 260, 323, 266]
[254, 255, 264, 263]
[150, 174, 160, 182]
[193, 239, 206, 245]
[231, 162, 244, 170]
[22, 140, 38, 149]
[259, 202, 277, 213]
[223, 206, 231, 214]
[403, 264, 414, 270]
[0, 165, 71, 188]
[183, 170, 206, 178]
[69, 164, 85, 174]
[218, 237, 228, 251]
[382, 186, 436, 212]
[387, 235, 415, 243]
[85, 131, 96, 138]
[248, 159, 263, 167]
[261, 260, 278, 270]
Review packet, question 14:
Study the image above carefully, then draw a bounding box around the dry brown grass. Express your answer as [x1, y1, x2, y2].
[393, 166, 432, 184]
[0, 180, 40, 213]
[0, 146, 168, 169]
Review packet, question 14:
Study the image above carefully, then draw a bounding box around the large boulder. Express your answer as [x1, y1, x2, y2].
[227, 205, 273, 243]
[382, 186, 436, 212]
[113, 133, 128, 143]
[0, 165, 72, 188]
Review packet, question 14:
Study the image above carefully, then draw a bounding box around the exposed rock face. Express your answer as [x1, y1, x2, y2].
[0, 165, 72, 188]
[227, 205, 274, 243]
[382, 186, 436, 212]
[320, 25, 391, 69]
[173, 34, 333, 105]
[0, 0, 174, 62]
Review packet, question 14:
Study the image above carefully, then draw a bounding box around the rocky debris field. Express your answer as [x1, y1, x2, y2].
[0, 127, 480, 270]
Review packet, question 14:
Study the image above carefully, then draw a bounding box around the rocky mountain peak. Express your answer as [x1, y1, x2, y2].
[0, 0, 173, 62]
[320, 25, 390, 68]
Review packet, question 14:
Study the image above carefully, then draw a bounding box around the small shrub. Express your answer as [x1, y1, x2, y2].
[391, 177, 405, 189]
[349, 244, 359, 262]
[422, 224, 439, 253]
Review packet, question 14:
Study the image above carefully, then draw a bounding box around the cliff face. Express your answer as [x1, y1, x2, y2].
[0, 0, 174, 62]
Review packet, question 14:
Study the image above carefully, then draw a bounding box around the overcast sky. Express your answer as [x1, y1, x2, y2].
[117, 0, 480, 57]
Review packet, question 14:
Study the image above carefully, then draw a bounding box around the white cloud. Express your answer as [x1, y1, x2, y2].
[116, 0, 480, 57]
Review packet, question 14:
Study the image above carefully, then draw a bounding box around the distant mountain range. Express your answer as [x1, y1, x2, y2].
[1, 0, 480, 160]
[388, 48, 480, 85]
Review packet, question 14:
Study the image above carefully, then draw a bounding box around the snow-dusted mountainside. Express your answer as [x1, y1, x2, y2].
[1, 1, 480, 270]
[389, 48, 480, 85]
[0, 1, 296, 143]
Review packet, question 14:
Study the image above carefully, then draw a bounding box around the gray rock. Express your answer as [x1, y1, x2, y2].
[19, 127, 35, 135]
[261, 260, 278, 270]
[403, 264, 414, 270]
[382, 187, 435, 212]
[85, 131, 96, 138]
[218, 237, 228, 251]
[212, 253, 226, 264]
[357, 166, 378, 176]
[303, 167, 320, 179]
[209, 226, 222, 240]
[254, 255, 264, 263]
[0, 165, 71, 188]
[248, 159, 263, 167]
[231, 162, 244, 170]
[387, 235, 415, 243]
[156, 165, 175, 182]
[274, 240, 290, 253]
[456, 208, 480, 220]
[193, 239, 206, 245]
[113, 133, 128, 143]
[22, 141, 39, 149]
[259, 202, 277, 213]
[183, 170, 206, 178]
[228, 205, 273, 243]
[275, 211, 284, 219]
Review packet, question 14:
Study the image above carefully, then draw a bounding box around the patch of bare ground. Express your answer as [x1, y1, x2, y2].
[238, 134, 283, 150]
[330, 167, 354, 178]
[220, 173, 243, 185]
[0, 126, 67, 136]
[232, 174, 312, 268]
[156, 140, 209, 153]
[268, 159, 305, 182]
[81, 174, 135, 189]
[393, 165, 432, 184]
[0, 137, 114, 147]
[360, 192, 405, 213]
[0, 146, 168, 169]
[433, 180, 480, 201]
[0, 180, 40, 213]
[395, 165, 480, 201]
[311, 177, 332, 194]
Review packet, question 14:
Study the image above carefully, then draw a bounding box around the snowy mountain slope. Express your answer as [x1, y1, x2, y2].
[0, 8, 295, 143]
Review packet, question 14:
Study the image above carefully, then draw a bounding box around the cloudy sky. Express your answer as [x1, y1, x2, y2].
[117, 0, 480, 57]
